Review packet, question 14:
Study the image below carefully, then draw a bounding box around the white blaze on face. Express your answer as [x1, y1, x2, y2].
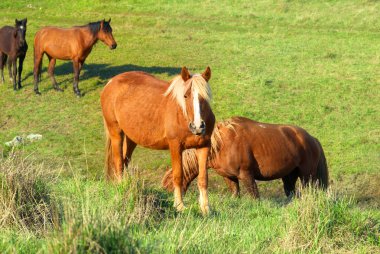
[20, 26, 24, 30]
[192, 89, 201, 128]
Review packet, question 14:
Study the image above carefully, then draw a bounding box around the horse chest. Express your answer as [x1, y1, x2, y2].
[183, 135, 211, 149]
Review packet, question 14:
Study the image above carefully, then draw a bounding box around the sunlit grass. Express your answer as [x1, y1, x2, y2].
[0, 0, 379, 253]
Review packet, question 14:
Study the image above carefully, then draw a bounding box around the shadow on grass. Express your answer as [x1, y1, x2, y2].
[22, 63, 181, 95]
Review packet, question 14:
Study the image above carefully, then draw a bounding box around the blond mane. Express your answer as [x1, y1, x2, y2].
[164, 74, 212, 117]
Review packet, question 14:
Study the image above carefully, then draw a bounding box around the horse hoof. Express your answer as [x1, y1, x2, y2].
[34, 90, 41, 95]
[175, 203, 186, 212]
[200, 204, 210, 216]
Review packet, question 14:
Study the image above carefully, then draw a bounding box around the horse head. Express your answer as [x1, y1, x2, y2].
[15, 18, 27, 45]
[98, 19, 117, 50]
[166, 67, 214, 136]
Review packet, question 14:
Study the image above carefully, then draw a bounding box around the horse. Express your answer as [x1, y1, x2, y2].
[162, 116, 328, 198]
[33, 19, 117, 97]
[0, 18, 28, 90]
[101, 67, 215, 214]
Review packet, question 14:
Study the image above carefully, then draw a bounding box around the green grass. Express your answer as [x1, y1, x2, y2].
[0, 0, 379, 253]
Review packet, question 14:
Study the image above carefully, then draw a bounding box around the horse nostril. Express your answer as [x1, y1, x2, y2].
[200, 120, 206, 129]
[111, 44, 117, 49]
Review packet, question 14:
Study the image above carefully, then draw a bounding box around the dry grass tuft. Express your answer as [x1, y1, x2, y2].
[277, 185, 380, 253]
[0, 151, 60, 234]
[47, 166, 167, 253]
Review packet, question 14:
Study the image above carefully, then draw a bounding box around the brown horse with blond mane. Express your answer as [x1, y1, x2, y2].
[101, 67, 215, 214]
[33, 19, 117, 96]
[162, 116, 328, 198]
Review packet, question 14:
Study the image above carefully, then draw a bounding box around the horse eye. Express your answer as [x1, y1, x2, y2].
[184, 95, 188, 99]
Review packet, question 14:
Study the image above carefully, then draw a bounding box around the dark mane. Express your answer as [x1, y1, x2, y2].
[78, 20, 112, 36]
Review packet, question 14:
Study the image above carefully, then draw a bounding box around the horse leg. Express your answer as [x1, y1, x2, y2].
[196, 146, 211, 215]
[17, 54, 26, 89]
[298, 160, 318, 188]
[9, 57, 17, 90]
[123, 137, 137, 171]
[108, 127, 124, 182]
[0, 52, 6, 84]
[72, 60, 81, 97]
[240, 170, 259, 199]
[168, 140, 185, 211]
[47, 56, 62, 91]
[282, 170, 299, 197]
[224, 177, 240, 197]
[79, 60, 84, 72]
[7, 57, 13, 83]
[33, 52, 43, 95]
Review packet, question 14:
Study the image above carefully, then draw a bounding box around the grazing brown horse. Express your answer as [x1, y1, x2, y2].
[33, 19, 117, 96]
[0, 18, 28, 90]
[162, 117, 328, 198]
[101, 67, 215, 214]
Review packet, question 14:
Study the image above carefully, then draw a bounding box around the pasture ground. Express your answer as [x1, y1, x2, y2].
[0, 0, 379, 253]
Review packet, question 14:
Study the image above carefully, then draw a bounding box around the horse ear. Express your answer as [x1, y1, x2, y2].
[181, 66, 190, 81]
[202, 66, 211, 82]
[15, 19, 19, 24]
[100, 20, 104, 29]
[25, 18, 27, 23]
[108, 18, 111, 23]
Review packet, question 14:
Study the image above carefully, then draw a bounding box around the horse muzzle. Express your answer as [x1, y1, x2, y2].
[110, 43, 117, 50]
[189, 120, 206, 136]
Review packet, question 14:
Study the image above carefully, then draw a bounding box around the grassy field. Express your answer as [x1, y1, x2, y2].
[0, 0, 379, 253]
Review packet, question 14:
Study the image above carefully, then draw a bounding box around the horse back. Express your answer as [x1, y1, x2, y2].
[228, 117, 319, 179]
[101, 72, 171, 149]
[101, 71, 168, 100]
[34, 27, 87, 60]
[257, 122, 319, 177]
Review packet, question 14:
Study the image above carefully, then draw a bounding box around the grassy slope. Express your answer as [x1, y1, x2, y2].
[0, 0, 379, 253]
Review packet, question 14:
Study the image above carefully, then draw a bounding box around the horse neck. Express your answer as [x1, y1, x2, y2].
[80, 27, 99, 49]
[165, 98, 189, 133]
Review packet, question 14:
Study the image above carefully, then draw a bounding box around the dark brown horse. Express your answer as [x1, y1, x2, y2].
[101, 67, 215, 214]
[162, 117, 328, 198]
[33, 19, 117, 96]
[0, 18, 28, 90]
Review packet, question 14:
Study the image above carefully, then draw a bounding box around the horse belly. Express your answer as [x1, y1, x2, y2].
[254, 162, 296, 180]
[117, 95, 168, 150]
[253, 142, 299, 179]
[39, 30, 74, 60]
[44, 43, 72, 60]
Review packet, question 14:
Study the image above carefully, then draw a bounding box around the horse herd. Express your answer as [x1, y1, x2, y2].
[0, 18, 116, 96]
[1, 19, 328, 214]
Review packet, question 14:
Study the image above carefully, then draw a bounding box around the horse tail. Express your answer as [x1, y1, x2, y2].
[315, 138, 329, 189]
[162, 149, 200, 193]
[161, 168, 175, 192]
[104, 119, 114, 180]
